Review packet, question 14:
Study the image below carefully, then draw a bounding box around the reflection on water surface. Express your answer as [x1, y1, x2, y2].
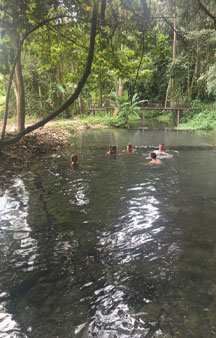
[0, 129, 216, 338]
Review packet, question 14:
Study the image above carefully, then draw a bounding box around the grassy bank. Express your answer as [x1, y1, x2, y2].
[2, 112, 141, 135]
[3, 102, 216, 134]
[178, 108, 216, 130]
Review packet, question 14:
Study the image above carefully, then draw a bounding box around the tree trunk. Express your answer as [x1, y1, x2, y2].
[57, 65, 65, 105]
[171, 10, 177, 107]
[38, 83, 43, 117]
[99, 76, 102, 106]
[78, 93, 84, 114]
[198, 59, 205, 98]
[189, 59, 198, 94]
[71, 59, 83, 115]
[114, 107, 119, 116]
[113, 78, 123, 117]
[118, 77, 123, 96]
[118, 41, 124, 97]
[114, 7, 124, 116]
[165, 78, 171, 108]
[187, 57, 191, 92]
[205, 51, 210, 72]
[14, 51, 25, 133]
[12, 79, 18, 105]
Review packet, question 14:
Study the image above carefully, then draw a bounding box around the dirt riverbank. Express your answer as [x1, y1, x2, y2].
[0, 120, 107, 195]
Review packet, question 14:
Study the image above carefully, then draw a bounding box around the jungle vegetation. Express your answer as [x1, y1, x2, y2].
[0, 0, 216, 145]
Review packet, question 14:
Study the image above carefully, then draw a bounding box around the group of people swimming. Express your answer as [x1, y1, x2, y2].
[107, 143, 135, 154]
[70, 143, 171, 167]
[148, 143, 171, 165]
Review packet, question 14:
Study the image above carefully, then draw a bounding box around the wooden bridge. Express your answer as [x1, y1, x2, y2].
[140, 107, 197, 127]
[89, 107, 114, 115]
[88, 106, 197, 127]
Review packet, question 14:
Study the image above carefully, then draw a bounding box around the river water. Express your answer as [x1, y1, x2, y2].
[0, 129, 216, 338]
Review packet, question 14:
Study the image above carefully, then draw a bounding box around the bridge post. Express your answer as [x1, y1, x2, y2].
[177, 110, 180, 126]
[142, 110, 145, 128]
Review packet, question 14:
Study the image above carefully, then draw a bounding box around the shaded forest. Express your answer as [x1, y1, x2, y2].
[0, 0, 216, 144]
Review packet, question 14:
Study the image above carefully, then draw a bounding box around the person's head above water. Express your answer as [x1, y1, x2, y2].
[144, 151, 162, 165]
[159, 144, 164, 152]
[70, 154, 78, 165]
[126, 144, 133, 152]
[107, 145, 117, 154]
[150, 152, 157, 160]
[123, 144, 135, 153]
[155, 144, 171, 157]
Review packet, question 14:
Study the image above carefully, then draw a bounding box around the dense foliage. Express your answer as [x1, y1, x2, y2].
[0, 0, 215, 134]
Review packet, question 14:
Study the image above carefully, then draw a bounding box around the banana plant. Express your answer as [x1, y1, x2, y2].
[111, 90, 147, 126]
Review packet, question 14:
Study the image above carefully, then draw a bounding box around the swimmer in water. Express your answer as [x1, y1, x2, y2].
[123, 144, 135, 153]
[70, 154, 78, 167]
[154, 144, 172, 157]
[145, 152, 162, 165]
[107, 145, 117, 154]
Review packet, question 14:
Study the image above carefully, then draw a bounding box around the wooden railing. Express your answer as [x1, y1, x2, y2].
[89, 107, 114, 115]
[140, 107, 197, 127]
[88, 106, 198, 127]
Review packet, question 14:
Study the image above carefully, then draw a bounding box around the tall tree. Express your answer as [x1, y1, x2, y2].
[0, 1, 98, 146]
[0, 0, 62, 134]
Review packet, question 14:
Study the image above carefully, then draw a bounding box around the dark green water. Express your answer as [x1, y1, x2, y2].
[1, 129, 216, 338]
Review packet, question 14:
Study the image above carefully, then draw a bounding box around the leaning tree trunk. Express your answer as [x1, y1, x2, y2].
[14, 50, 25, 133]
[165, 78, 171, 108]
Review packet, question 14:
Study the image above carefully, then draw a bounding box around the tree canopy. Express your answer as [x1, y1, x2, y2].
[0, 0, 215, 144]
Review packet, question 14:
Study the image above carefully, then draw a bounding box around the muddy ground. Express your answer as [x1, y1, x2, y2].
[0, 124, 73, 196]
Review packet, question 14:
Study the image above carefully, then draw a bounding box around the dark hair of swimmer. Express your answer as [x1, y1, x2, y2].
[107, 145, 117, 154]
[150, 152, 156, 159]
[109, 146, 116, 154]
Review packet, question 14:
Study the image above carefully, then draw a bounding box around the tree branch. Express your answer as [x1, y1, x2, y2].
[131, 28, 145, 100]
[197, 0, 216, 25]
[46, 23, 88, 51]
[161, 14, 187, 46]
[0, 5, 14, 18]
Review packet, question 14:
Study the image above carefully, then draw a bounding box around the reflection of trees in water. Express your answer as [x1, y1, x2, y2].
[6, 160, 114, 337]
[173, 205, 216, 337]
[10, 153, 133, 336]
[0, 180, 39, 337]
